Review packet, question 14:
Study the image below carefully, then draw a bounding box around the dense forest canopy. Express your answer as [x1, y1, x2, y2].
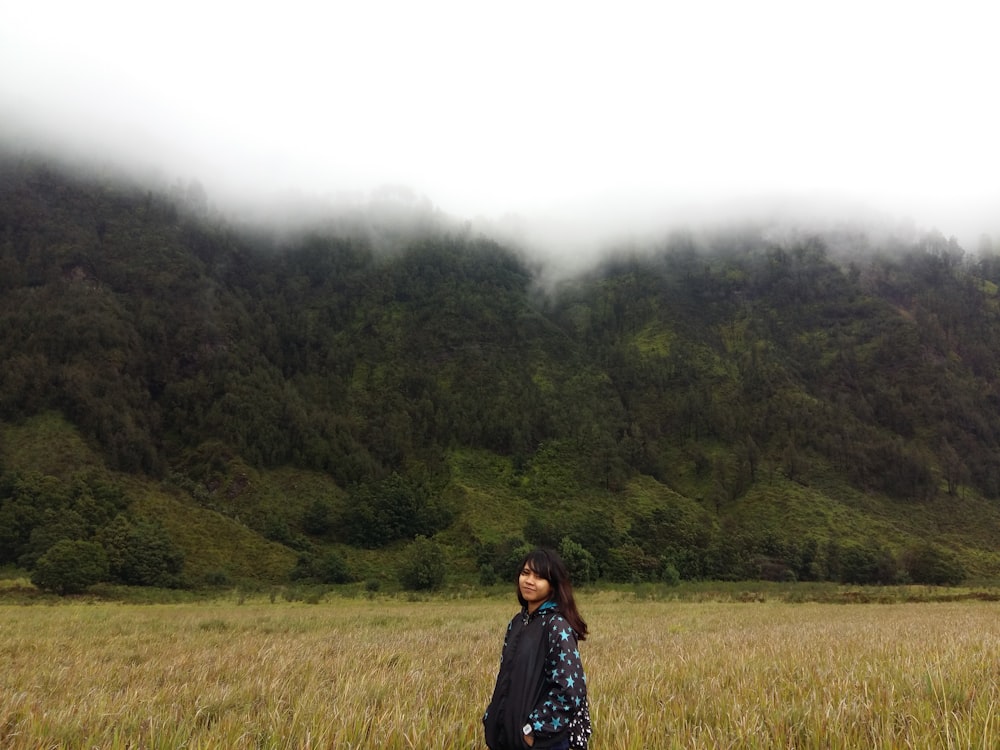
[1, 152, 998, 592]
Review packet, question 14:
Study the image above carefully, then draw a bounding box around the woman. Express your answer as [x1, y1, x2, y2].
[483, 548, 591, 749]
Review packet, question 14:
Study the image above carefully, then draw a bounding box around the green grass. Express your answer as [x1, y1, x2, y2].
[132, 486, 298, 585]
[445, 448, 533, 542]
[0, 411, 105, 478]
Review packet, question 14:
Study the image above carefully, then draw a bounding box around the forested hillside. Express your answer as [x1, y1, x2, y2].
[2, 153, 999, 592]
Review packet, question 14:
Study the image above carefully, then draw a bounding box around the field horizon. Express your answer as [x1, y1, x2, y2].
[3, 591, 999, 748]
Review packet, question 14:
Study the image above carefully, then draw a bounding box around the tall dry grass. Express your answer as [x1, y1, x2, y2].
[1, 592, 998, 748]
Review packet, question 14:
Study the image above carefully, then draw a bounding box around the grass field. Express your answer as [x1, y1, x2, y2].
[2, 591, 999, 749]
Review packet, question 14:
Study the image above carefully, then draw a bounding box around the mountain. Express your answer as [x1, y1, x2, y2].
[2, 152, 998, 590]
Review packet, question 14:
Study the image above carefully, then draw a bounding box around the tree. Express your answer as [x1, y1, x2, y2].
[98, 515, 185, 587]
[31, 540, 108, 595]
[901, 542, 965, 585]
[314, 550, 352, 583]
[343, 473, 450, 548]
[602, 543, 660, 583]
[291, 550, 352, 584]
[18, 509, 88, 568]
[475, 536, 531, 584]
[398, 535, 446, 591]
[837, 540, 897, 585]
[939, 438, 967, 497]
[0, 498, 41, 565]
[558, 537, 596, 585]
[302, 497, 335, 536]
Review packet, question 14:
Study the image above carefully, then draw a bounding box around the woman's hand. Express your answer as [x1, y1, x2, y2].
[524, 733, 534, 747]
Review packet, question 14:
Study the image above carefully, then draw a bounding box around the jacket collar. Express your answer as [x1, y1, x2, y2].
[521, 599, 557, 623]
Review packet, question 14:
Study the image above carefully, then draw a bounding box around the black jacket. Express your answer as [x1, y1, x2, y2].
[483, 601, 590, 749]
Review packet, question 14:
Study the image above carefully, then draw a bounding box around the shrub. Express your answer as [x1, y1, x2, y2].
[31, 539, 108, 595]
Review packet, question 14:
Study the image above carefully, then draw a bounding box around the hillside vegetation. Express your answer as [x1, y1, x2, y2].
[2, 153, 1000, 591]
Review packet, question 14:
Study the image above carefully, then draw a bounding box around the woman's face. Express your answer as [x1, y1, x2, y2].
[519, 564, 553, 610]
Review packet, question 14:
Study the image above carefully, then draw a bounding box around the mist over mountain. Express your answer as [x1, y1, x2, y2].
[3, 152, 1000, 593]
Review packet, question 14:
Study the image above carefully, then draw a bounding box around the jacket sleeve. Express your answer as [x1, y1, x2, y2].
[483, 615, 518, 742]
[499, 618, 513, 663]
[526, 613, 587, 738]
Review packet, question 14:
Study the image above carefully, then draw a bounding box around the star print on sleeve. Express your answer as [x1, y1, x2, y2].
[525, 612, 589, 744]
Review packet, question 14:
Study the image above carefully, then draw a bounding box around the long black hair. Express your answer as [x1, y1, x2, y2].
[516, 547, 589, 640]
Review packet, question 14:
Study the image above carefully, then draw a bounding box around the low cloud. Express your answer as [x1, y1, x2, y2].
[2, 2, 998, 271]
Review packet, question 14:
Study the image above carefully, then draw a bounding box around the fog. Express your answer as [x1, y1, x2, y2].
[3, 1, 998, 268]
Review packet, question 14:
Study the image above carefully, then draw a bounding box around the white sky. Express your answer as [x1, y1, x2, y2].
[2, 0, 998, 251]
